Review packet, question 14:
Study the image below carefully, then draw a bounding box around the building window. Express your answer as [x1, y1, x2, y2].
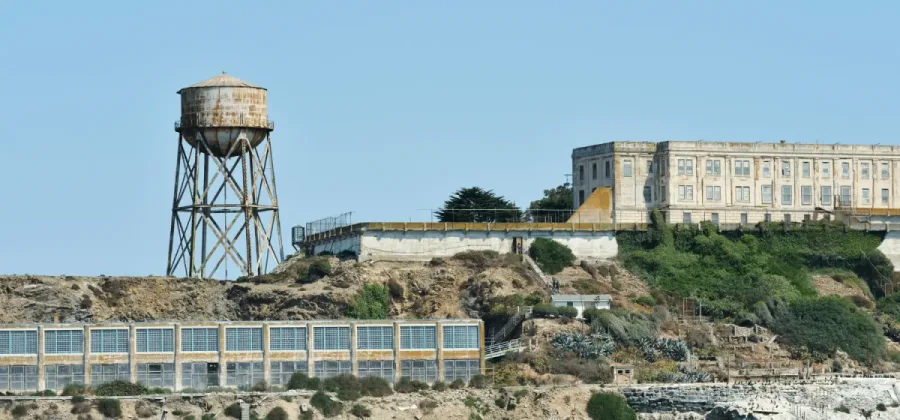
[181, 328, 219, 352]
[882, 163, 890, 179]
[762, 161, 771, 177]
[678, 185, 693, 201]
[660, 186, 666, 201]
[801, 186, 812, 205]
[761, 185, 772, 204]
[801, 162, 810, 178]
[578, 190, 585, 206]
[226, 362, 264, 390]
[623, 160, 633, 177]
[270, 327, 307, 351]
[226, 328, 263, 352]
[647, 161, 653, 174]
[314, 361, 351, 379]
[822, 161, 831, 177]
[444, 360, 480, 383]
[643, 186, 651, 202]
[0, 366, 38, 390]
[683, 212, 692, 224]
[579, 165, 584, 182]
[0, 331, 37, 355]
[841, 162, 850, 178]
[271, 362, 308, 387]
[781, 161, 792, 177]
[591, 163, 597, 180]
[182, 362, 219, 390]
[781, 186, 793, 205]
[735, 160, 750, 176]
[821, 186, 832, 205]
[677, 159, 693, 175]
[136, 329, 173, 353]
[735, 186, 750, 203]
[605, 161, 610, 177]
[90, 329, 128, 354]
[840, 186, 852, 206]
[357, 326, 394, 350]
[861, 163, 870, 179]
[443, 325, 479, 350]
[706, 159, 721, 176]
[740, 213, 748, 225]
[862, 188, 871, 205]
[401, 360, 438, 383]
[705, 186, 721, 201]
[784, 214, 792, 223]
[137, 364, 175, 389]
[45, 330, 83, 354]
[764, 213, 772, 222]
[45, 364, 84, 390]
[90, 364, 129, 386]
[883, 189, 890, 205]
[711, 213, 719, 225]
[358, 361, 395, 384]
[313, 327, 351, 351]
[400, 326, 436, 350]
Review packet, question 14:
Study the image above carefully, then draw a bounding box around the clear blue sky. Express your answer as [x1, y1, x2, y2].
[1, 1, 898, 277]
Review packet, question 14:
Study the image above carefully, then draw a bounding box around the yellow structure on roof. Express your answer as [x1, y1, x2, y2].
[567, 187, 613, 224]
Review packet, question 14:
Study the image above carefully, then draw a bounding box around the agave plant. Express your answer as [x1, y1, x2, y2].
[551, 332, 615, 359]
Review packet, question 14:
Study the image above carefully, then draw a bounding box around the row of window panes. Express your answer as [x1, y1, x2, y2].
[675, 184, 888, 206]
[683, 212, 827, 225]
[582, 158, 892, 182]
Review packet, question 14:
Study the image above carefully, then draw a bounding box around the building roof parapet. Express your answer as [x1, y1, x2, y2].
[0, 318, 481, 329]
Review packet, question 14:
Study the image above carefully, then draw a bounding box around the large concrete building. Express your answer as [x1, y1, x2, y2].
[0, 319, 483, 392]
[572, 141, 900, 225]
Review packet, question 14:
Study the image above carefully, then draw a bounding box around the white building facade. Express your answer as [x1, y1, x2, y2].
[550, 294, 612, 319]
[572, 141, 900, 225]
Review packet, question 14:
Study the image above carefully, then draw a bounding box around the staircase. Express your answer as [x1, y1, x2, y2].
[485, 338, 528, 359]
[488, 306, 532, 346]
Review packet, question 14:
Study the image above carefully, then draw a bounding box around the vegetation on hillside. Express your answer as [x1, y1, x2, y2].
[529, 238, 575, 274]
[347, 284, 391, 319]
[435, 187, 522, 222]
[527, 183, 573, 222]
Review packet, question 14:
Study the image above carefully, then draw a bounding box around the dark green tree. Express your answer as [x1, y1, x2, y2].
[586, 392, 637, 420]
[435, 187, 521, 222]
[528, 183, 573, 222]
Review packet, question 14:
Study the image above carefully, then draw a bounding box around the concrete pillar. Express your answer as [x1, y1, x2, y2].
[350, 322, 358, 376]
[306, 324, 315, 377]
[36, 326, 44, 391]
[393, 321, 401, 383]
[128, 324, 137, 383]
[479, 321, 486, 374]
[435, 321, 444, 382]
[262, 323, 270, 387]
[83, 325, 91, 387]
[218, 324, 227, 387]
[173, 324, 182, 391]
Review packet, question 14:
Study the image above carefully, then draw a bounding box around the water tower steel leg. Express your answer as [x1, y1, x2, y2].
[189, 143, 201, 277]
[250, 146, 261, 276]
[240, 139, 254, 276]
[266, 133, 285, 263]
[166, 136, 185, 277]
[201, 153, 209, 279]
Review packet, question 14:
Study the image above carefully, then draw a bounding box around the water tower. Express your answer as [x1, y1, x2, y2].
[166, 73, 284, 279]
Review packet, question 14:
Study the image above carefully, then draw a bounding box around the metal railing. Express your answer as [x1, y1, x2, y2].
[485, 338, 526, 359]
[489, 306, 532, 345]
[174, 119, 275, 131]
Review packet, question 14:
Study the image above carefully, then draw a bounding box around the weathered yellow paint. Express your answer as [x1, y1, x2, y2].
[130, 354, 174, 364]
[0, 356, 37, 364]
[356, 350, 394, 361]
[567, 187, 613, 223]
[179, 353, 220, 362]
[269, 352, 306, 361]
[311, 351, 351, 361]
[399, 350, 437, 359]
[88, 354, 129, 364]
[42, 355, 81, 364]
[443, 350, 480, 359]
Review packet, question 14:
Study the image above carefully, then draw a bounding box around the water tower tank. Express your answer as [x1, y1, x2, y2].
[175, 72, 272, 157]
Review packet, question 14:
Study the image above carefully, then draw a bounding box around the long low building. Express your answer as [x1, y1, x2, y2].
[0, 319, 484, 392]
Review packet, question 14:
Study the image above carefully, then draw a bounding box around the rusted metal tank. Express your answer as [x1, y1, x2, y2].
[176, 72, 272, 156]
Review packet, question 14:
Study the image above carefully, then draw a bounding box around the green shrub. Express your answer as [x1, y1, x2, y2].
[387, 279, 405, 300]
[347, 284, 390, 319]
[322, 374, 362, 401]
[71, 394, 86, 404]
[11, 405, 28, 418]
[31, 389, 56, 396]
[311, 390, 343, 417]
[300, 411, 314, 420]
[529, 238, 575, 274]
[468, 374, 488, 389]
[62, 383, 86, 396]
[431, 381, 448, 391]
[419, 399, 438, 414]
[71, 401, 92, 414]
[360, 376, 393, 397]
[877, 403, 887, 411]
[572, 279, 604, 295]
[835, 404, 851, 413]
[877, 292, 900, 322]
[773, 296, 885, 363]
[450, 379, 465, 389]
[586, 392, 637, 420]
[97, 398, 123, 418]
[202, 414, 217, 420]
[287, 372, 320, 390]
[307, 258, 333, 281]
[393, 377, 429, 393]
[184, 416, 197, 420]
[557, 306, 578, 319]
[632, 296, 657, 307]
[265, 407, 289, 420]
[224, 403, 243, 419]
[93, 380, 147, 396]
[350, 404, 372, 418]
[452, 250, 501, 269]
[532, 303, 558, 318]
[582, 308, 603, 323]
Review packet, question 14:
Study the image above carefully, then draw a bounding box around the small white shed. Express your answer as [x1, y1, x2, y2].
[550, 294, 612, 318]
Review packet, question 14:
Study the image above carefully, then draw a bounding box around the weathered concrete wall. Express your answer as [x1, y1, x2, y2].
[878, 231, 900, 272]
[355, 230, 617, 261]
[312, 235, 361, 256]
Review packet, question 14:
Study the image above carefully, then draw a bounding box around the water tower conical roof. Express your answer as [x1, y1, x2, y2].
[177, 72, 264, 93]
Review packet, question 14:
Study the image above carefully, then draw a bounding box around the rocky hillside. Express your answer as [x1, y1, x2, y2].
[0, 252, 551, 323]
